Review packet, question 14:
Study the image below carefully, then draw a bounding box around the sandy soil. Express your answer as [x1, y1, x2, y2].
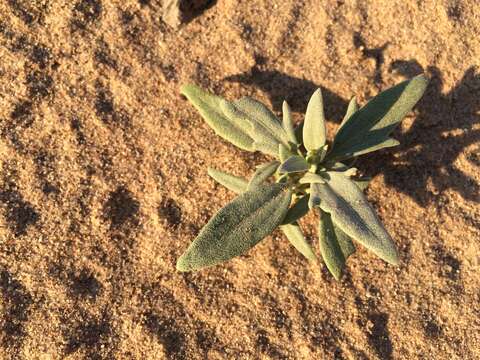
[0, 0, 479, 359]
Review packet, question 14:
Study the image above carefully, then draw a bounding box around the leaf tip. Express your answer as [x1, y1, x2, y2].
[176, 254, 192, 272]
[385, 250, 400, 266]
[179, 83, 196, 97]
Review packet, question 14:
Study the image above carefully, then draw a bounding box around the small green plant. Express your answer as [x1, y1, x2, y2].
[176, 75, 428, 279]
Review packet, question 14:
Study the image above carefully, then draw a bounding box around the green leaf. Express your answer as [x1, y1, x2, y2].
[278, 155, 309, 174]
[353, 178, 371, 191]
[220, 97, 290, 156]
[181, 84, 255, 151]
[333, 221, 356, 259]
[339, 96, 358, 129]
[299, 172, 326, 184]
[281, 195, 309, 224]
[208, 168, 248, 194]
[235, 97, 289, 144]
[294, 121, 304, 145]
[344, 138, 400, 158]
[177, 184, 292, 271]
[308, 183, 322, 209]
[303, 89, 327, 151]
[220, 99, 280, 156]
[282, 100, 298, 144]
[318, 210, 347, 280]
[312, 171, 399, 265]
[329, 75, 428, 160]
[281, 222, 317, 261]
[279, 143, 293, 162]
[248, 161, 280, 190]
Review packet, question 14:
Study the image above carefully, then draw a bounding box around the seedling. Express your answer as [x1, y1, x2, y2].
[176, 75, 428, 279]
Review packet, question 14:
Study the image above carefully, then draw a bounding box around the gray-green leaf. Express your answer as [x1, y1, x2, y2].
[303, 89, 327, 151]
[278, 155, 309, 174]
[319, 210, 347, 280]
[208, 168, 248, 194]
[333, 221, 356, 259]
[177, 184, 292, 271]
[313, 171, 399, 265]
[281, 195, 309, 225]
[281, 222, 317, 262]
[248, 161, 280, 190]
[219, 99, 279, 156]
[308, 183, 322, 209]
[329, 75, 428, 160]
[220, 97, 290, 156]
[299, 172, 326, 184]
[339, 96, 358, 129]
[279, 143, 293, 162]
[353, 178, 371, 191]
[181, 84, 255, 152]
[343, 138, 400, 158]
[282, 101, 298, 144]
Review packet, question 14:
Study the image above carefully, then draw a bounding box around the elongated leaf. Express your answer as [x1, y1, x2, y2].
[219, 100, 278, 156]
[281, 222, 317, 261]
[235, 97, 290, 144]
[278, 155, 309, 174]
[208, 168, 248, 194]
[220, 99, 284, 156]
[333, 221, 356, 259]
[303, 89, 327, 151]
[299, 172, 326, 184]
[177, 184, 292, 271]
[312, 171, 399, 264]
[309, 183, 321, 209]
[279, 143, 293, 162]
[339, 96, 358, 129]
[282, 101, 298, 144]
[281, 195, 309, 224]
[294, 121, 304, 145]
[344, 138, 400, 158]
[248, 161, 280, 190]
[181, 84, 255, 151]
[353, 178, 371, 191]
[319, 210, 346, 280]
[329, 75, 428, 160]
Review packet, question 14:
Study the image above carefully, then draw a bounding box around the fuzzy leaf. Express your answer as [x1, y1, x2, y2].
[220, 100, 280, 156]
[294, 121, 304, 145]
[313, 171, 399, 264]
[303, 89, 327, 151]
[329, 75, 428, 160]
[248, 161, 280, 190]
[333, 221, 356, 259]
[344, 138, 400, 158]
[208, 168, 248, 194]
[299, 173, 326, 184]
[281, 222, 317, 262]
[309, 183, 322, 209]
[279, 144, 293, 162]
[177, 184, 292, 271]
[281, 195, 309, 225]
[319, 210, 347, 280]
[181, 84, 255, 151]
[221, 97, 290, 156]
[353, 178, 371, 191]
[339, 96, 358, 129]
[278, 155, 309, 174]
[282, 101, 298, 144]
[235, 97, 289, 144]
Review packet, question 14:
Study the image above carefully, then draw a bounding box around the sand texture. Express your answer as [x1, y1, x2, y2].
[0, 0, 479, 359]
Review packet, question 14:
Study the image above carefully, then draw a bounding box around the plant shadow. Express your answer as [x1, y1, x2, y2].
[225, 61, 480, 207]
[224, 60, 349, 122]
[362, 61, 480, 206]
